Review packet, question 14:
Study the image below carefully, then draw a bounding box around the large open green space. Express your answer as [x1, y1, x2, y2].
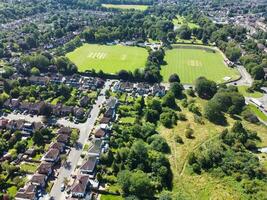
[102, 4, 148, 10]
[66, 44, 148, 73]
[161, 45, 240, 84]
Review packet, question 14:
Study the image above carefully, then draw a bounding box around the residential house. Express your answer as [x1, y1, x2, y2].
[37, 162, 53, 176]
[88, 138, 103, 157]
[104, 97, 118, 120]
[19, 102, 31, 112]
[30, 101, 46, 115]
[80, 96, 90, 107]
[29, 174, 47, 188]
[80, 156, 98, 178]
[50, 142, 65, 153]
[99, 117, 111, 124]
[0, 118, 9, 128]
[264, 68, 267, 80]
[113, 82, 134, 93]
[50, 74, 65, 84]
[28, 76, 50, 86]
[0, 80, 4, 92]
[58, 127, 72, 135]
[4, 98, 20, 109]
[94, 128, 107, 139]
[70, 175, 90, 198]
[152, 84, 166, 97]
[15, 184, 37, 200]
[61, 105, 74, 116]
[135, 83, 151, 96]
[74, 107, 85, 119]
[24, 149, 36, 158]
[56, 134, 70, 144]
[41, 148, 60, 163]
[65, 75, 82, 87]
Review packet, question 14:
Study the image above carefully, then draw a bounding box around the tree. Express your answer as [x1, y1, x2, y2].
[225, 46, 241, 62]
[30, 67, 40, 76]
[118, 170, 154, 198]
[176, 25, 191, 40]
[55, 56, 77, 75]
[160, 111, 176, 128]
[204, 100, 225, 124]
[118, 70, 130, 81]
[168, 73, 180, 83]
[195, 77, 217, 99]
[129, 170, 154, 198]
[117, 170, 132, 194]
[127, 140, 148, 170]
[33, 131, 44, 146]
[251, 66, 264, 80]
[185, 125, 194, 138]
[70, 131, 79, 146]
[145, 109, 159, 124]
[170, 82, 184, 98]
[147, 99, 162, 113]
[162, 91, 177, 109]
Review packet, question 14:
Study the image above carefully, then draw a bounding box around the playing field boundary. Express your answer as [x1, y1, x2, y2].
[162, 44, 241, 84]
[172, 44, 216, 53]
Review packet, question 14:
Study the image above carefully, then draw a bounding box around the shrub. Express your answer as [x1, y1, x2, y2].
[175, 135, 183, 144]
[185, 126, 194, 139]
[177, 113, 187, 121]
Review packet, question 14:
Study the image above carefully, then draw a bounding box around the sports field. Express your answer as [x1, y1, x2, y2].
[102, 4, 148, 10]
[66, 44, 148, 73]
[161, 45, 239, 84]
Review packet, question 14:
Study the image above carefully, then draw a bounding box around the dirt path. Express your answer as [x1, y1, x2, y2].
[179, 133, 220, 176]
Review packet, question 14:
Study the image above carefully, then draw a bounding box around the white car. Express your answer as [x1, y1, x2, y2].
[60, 184, 65, 192]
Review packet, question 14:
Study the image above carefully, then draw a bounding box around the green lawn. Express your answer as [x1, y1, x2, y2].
[238, 86, 263, 98]
[20, 162, 38, 173]
[161, 44, 239, 84]
[7, 186, 18, 197]
[102, 4, 148, 10]
[173, 15, 199, 29]
[101, 194, 123, 200]
[247, 104, 267, 122]
[66, 44, 148, 74]
[119, 117, 136, 124]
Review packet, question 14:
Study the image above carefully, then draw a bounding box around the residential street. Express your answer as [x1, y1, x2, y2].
[48, 80, 113, 200]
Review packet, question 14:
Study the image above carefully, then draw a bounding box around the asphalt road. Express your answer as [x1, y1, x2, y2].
[49, 80, 113, 200]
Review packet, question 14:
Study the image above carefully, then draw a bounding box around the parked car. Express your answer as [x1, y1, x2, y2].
[60, 184, 65, 192]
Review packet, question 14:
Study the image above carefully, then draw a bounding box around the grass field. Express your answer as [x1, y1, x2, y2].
[66, 44, 148, 73]
[159, 96, 267, 199]
[173, 15, 200, 29]
[248, 104, 267, 122]
[161, 45, 239, 84]
[238, 86, 264, 98]
[102, 4, 148, 10]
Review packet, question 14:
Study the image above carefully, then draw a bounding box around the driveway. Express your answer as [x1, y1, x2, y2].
[49, 80, 113, 200]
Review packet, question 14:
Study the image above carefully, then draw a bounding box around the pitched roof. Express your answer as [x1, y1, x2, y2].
[56, 134, 70, 143]
[29, 173, 46, 186]
[16, 184, 36, 200]
[50, 142, 64, 151]
[94, 128, 106, 138]
[80, 156, 97, 172]
[58, 127, 72, 135]
[43, 148, 60, 161]
[99, 117, 111, 124]
[71, 175, 90, 194]
[37, 162, 53, 175]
